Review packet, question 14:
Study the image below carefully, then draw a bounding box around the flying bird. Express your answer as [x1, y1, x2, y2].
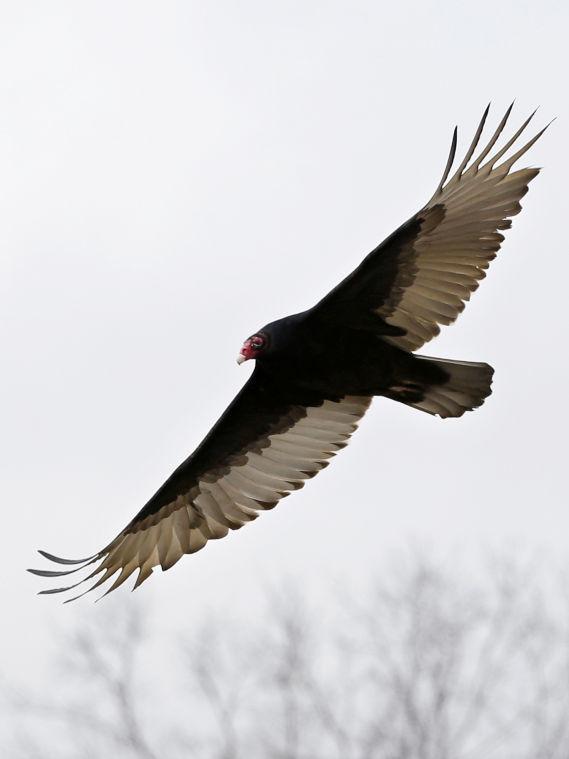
[29, 104, 547, 601]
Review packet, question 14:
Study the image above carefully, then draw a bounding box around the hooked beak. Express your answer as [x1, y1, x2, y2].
[236, 353, 247, 365]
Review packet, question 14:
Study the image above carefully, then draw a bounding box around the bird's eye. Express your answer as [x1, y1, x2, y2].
[252, 341, 263, 350]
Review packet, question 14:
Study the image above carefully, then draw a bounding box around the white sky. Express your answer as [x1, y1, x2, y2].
[0, 0, 567, 694]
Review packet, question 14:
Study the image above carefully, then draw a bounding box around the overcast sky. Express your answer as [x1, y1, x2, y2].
[0, 0, 567, 697]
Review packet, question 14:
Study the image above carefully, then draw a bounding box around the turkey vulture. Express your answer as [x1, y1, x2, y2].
[29, 104, 547, 601]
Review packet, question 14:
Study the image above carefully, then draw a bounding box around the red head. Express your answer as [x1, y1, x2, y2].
[237, 332, 268, 364]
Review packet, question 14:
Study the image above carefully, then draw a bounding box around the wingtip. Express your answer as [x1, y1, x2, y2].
[37, 549, 95, 565]
[543, 116, 556, 130]
[28, 567, 59, 577]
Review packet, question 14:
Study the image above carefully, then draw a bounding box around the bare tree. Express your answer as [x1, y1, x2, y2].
[7, 603, 172, 759]
[7, 552, 569, 759]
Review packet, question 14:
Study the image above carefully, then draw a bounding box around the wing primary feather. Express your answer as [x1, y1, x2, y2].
[481, 108, 538, 171]
[468, 101, 515, 172]
[450, 103, 490, 181]
[37, 569, 100, 595]
[63, 584, 105, 604]
[132, 564, 154, 591]
[27, 561, 97, 578]
[433, 126, 458, 197]
[38, 585, 83, 596]
[37, 550, 96, 565]
[38, 582, 85, 595]
[94, 561, 139, 601]
[62, 566, 121, 604]
[495, 120, 554, 174]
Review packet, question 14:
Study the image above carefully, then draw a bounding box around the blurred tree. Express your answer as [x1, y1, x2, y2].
[6, 553, 569, 759]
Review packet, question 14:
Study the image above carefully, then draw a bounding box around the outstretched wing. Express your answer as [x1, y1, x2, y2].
[29, 370, 370, 600]
[312, 104, 548, 351]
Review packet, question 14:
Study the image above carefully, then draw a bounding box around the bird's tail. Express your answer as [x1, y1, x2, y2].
[386, 355, 494, 419]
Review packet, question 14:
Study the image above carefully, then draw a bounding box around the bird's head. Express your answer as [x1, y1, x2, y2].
[237, 331, 269, 365]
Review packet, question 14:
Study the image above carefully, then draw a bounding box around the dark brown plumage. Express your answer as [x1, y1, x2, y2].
[29, 104, 547, 600]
